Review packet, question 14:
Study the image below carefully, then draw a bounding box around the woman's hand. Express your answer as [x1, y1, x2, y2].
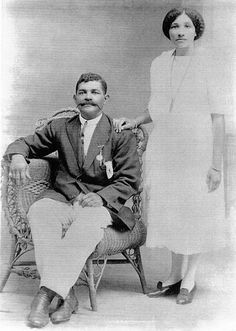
[206, 167, 221, 192]
[113, 117, 137, 132]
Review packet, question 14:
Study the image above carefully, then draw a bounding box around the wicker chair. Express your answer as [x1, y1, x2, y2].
[1, 109, 148, 311]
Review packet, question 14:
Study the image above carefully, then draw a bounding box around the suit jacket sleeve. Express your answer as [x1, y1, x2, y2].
[4, 120, 60, 160]
[97, 130, 141, 212]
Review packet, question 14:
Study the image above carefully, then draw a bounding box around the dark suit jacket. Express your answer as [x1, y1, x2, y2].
[5, 113, 141, 230]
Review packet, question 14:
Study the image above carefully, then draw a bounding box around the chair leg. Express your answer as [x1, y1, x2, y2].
[0, 234, 16, 292]
[122, 247, 148, 294]
[0, 264, 12, 292]
[134, 247, 148, 294]
[86, 258, 97, 312]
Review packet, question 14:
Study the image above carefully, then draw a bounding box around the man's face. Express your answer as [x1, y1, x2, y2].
[74, 81, 108, 120]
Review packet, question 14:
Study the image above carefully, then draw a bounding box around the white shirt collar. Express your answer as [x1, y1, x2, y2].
[79, 113, 103, 126]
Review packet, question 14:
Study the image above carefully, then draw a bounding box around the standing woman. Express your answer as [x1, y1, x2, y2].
[114, 7, 231, 304]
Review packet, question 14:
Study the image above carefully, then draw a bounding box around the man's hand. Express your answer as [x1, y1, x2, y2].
[79, 192, 103, 207]
[9, 154, 31, 185]
[206, 167, 221, 192]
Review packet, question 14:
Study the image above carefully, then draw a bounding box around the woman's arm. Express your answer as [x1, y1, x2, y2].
[134, 108, 153, 126]
[113, 108, 152, 132]
[206, 114, 225, 192]
[211, 114, 225, 171]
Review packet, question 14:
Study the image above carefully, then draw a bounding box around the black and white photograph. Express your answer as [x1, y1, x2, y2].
[0, 0, 236, 330]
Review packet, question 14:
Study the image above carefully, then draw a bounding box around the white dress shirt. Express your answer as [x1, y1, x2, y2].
[79, 113, 102, 156]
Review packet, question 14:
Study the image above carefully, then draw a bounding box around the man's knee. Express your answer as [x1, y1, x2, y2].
[27, 199, 49, 221]
[27, 198, 69, 225]
[76, 206, 111, 228]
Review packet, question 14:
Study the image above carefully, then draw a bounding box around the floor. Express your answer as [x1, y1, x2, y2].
[0, 244, 236, 331]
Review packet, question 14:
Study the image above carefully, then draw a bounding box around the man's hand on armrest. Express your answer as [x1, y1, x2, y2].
[9, 154, 31, 185]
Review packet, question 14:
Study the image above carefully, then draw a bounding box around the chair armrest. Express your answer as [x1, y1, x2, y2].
[1, 158, 57, 239]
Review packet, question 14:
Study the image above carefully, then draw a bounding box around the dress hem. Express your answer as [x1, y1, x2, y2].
[145, 243, 229, 255]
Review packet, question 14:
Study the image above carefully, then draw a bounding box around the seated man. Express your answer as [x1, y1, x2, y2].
[4, 73, 141, 328]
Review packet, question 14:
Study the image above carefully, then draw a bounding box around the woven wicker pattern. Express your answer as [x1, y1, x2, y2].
[35, 108, 79, 131]
[92, 220, 146, 258]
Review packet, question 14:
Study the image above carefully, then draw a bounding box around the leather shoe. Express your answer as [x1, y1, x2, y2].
[176, 285, 196, 304]
[50, 286, 78, 324]
[28, 286, 56, 328]
[147, 280, 182, 297]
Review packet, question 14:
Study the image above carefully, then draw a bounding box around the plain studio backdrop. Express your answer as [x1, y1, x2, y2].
[0, 0, 236, 330]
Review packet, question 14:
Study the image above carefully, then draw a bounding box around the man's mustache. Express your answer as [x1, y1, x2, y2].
[79, 102, 97, 106]
[77, 102, 102, 110]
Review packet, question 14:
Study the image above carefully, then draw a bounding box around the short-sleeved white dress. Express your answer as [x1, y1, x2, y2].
[145, 48, 231, 254]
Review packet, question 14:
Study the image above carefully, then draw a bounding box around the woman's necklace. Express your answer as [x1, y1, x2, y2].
[169, 51, 193, 112]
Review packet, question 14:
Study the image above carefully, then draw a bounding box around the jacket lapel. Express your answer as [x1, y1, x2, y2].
[65, 115, 83, 169]
[83, 114, 112, 170]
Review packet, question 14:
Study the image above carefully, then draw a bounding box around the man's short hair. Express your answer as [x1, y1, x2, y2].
[162, 7, 205, 41]
[75, 73, 108, 94]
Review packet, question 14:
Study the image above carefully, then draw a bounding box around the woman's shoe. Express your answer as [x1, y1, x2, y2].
[176, 285, 196, 304]
[147, 280, 182, 297]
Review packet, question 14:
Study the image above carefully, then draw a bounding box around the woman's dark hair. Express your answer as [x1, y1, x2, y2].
[162, 8, 205, 40]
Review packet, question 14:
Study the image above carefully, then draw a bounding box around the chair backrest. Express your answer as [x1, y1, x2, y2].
[2, 109, 148, 242]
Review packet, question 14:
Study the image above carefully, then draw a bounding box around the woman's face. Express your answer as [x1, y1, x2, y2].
[169, 13, 196, 49]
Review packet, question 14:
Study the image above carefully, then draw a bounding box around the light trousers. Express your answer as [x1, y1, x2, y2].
[27, 198, 111, 298]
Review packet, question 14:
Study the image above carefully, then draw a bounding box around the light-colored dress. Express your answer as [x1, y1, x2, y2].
[145, 48, 231, 254]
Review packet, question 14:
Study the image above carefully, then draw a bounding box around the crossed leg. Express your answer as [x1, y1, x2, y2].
[28, 198, 111, 298]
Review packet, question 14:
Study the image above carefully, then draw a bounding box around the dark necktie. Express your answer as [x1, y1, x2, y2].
[80, 121, 88, 163]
